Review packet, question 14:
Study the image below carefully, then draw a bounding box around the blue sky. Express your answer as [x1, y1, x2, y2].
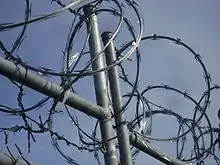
[0, 0, 220, 165]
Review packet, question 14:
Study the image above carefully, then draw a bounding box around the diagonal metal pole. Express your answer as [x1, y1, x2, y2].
[0, 57, 108, 120]
[129, 133, 183, 165]
[83, 6, 118, 165]
[102, 31, 133, 165]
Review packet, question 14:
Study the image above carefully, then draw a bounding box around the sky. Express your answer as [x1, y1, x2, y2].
[0, 0, 220, 165]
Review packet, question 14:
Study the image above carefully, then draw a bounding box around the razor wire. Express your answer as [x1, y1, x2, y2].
[0, 0, 220, 165]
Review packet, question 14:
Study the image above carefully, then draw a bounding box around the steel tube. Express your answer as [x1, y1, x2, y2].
[0, 57, 108, 120]
[129, 133, 184, 165]
[102, 31, 133, 165]
[83, 6, 118, 165]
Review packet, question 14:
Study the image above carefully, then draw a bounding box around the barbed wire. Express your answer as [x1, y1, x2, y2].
[0, 0, 219, 165]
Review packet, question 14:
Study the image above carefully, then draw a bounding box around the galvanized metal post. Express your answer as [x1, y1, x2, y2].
[83, 6, 118, 165]
[102, 31, 133, 165]
[0, 57, 108, 120]
[129, 133, 183, 165]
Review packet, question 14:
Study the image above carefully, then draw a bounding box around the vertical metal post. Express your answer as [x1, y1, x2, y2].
[102, 31, 133, 165]
[83, 6, 117, 165]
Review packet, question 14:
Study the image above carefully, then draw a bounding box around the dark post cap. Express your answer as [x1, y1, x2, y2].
[101, 31, 113, 40]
